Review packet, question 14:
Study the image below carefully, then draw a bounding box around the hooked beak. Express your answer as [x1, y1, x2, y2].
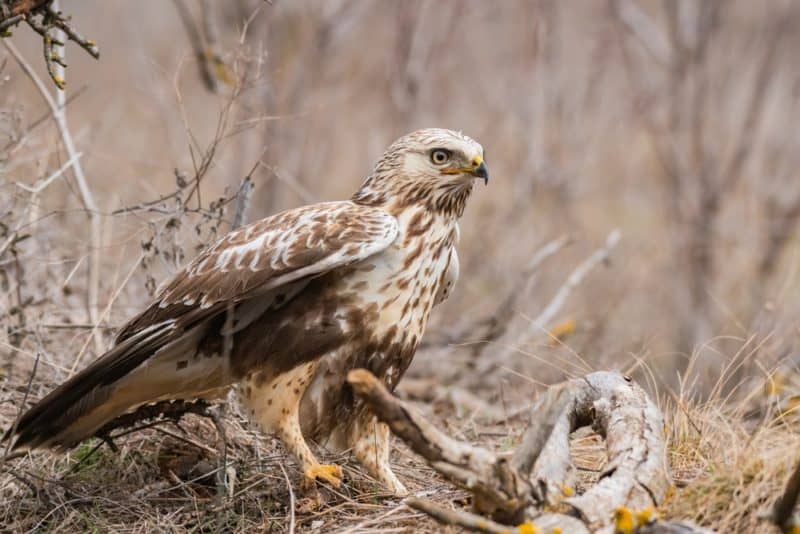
[442, 155, 489, 185]
[472, 159, 489, 185]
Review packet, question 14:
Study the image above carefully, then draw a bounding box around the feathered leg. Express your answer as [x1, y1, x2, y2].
[350, 415, 407, 496]
[239, 362, 342, 488]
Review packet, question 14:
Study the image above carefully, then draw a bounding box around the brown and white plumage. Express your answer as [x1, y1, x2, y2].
[6, 128, 487, 494]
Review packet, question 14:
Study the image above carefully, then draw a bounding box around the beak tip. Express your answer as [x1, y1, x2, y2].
[474, 161, 489, 184]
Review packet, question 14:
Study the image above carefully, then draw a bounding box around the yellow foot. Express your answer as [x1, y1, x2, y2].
[302, 464, 343, 489]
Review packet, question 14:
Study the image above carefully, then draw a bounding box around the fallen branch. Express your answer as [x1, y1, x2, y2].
[349, 369, 712, 533]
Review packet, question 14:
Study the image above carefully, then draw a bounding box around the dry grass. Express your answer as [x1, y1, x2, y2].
[2, 1, 800, 532]
[3, 360, 798, 532]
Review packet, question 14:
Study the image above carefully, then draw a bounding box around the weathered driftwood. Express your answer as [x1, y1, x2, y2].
[348, 369, 714, 533]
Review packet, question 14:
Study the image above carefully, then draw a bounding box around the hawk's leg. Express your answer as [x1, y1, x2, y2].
[350, 415, 408, 496]
[277, 408, 343, 489]
[239, 362, 342, 489]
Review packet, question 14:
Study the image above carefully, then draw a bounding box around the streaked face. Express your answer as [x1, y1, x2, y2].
[353, 128, 488, 216]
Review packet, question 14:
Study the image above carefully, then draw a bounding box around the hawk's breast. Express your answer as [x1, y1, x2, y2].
[300, 206, 457, 441]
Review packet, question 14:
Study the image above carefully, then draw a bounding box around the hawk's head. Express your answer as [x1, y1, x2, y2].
[353, 128, 487, 218]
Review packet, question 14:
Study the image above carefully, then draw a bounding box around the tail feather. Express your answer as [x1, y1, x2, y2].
[6, 318, 231, 451]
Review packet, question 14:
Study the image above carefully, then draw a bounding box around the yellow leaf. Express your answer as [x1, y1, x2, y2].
[614, 507, 634, 534]
[635, 506, 658, 526]
[548, 319, 577, 345]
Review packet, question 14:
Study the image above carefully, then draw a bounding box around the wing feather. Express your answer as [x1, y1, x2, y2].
[117, 201, 398, 342]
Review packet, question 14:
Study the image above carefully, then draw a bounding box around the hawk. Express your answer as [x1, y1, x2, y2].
[6, 128, 487, 495]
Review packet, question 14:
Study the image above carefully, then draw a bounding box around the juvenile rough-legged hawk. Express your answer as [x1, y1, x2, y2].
[6, 128, 487, 496]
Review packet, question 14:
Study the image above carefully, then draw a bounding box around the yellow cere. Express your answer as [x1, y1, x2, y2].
[472, 154, 483, 167]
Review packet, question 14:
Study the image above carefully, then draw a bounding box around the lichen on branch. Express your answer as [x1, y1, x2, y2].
[1, 0, 99, 89]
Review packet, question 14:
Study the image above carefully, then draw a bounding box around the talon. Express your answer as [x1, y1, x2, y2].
[303, 464, 343, 488]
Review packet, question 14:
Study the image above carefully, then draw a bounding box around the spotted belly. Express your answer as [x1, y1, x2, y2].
[298, 242, 453, 447]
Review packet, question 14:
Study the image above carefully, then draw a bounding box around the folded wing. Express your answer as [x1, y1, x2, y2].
[9, 201, 398, 450]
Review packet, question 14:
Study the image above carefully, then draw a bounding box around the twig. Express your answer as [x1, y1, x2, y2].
[1, 0, 99, 87]
[3, 37, 103, 356]
[13, 151, 81, 193]
[172, 0, 220, 93]
[231, 175, 254, 230]
[397, 378, 506, 422]
[532, 229, 620, 330]
[209, 405, 232, 500]
[0, 13, 22, 33]
[405, 497, 509, 533]
[279, 462, 296, 534]
[422, 234, 571, 351]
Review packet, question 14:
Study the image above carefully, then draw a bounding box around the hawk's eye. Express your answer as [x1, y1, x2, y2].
[430, 149, 451, 165]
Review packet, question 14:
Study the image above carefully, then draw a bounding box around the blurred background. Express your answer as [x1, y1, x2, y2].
[3, 0, 800, 408]
[5, 1, 800, 531]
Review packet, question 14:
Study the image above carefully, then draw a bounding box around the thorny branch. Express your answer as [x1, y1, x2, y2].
[0, 0, 99, 89]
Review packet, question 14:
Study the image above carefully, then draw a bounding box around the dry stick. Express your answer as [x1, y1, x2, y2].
[231, 175, 254, 230]
[474, 230, 621, 380]
[423, 234, 571, 351]
[2, 38, 103, 359]
[349, 369, 678, 532]
[533, 229, 620, 331]
[397, 378, 506, 422]
[70, 252, 143, 375]
[53, 0, 102, 359]
[347, 369, 531, 523]
[406, 497, 588, 534]
[14, 151, 82, 194]
[172, 0, 219, 93]
[404, 497, 510, 534]
[279, 463, 296, 534]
